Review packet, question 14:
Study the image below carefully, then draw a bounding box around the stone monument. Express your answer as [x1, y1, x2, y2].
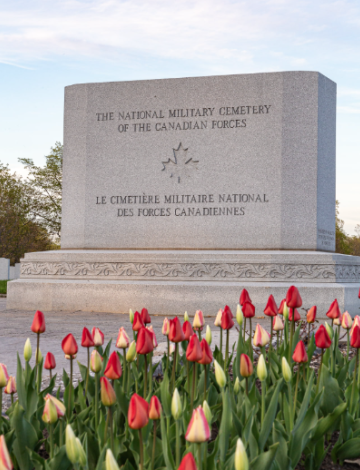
[7, 71, 360, 316]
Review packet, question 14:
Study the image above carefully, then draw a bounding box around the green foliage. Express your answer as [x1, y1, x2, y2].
[0, 280, 7, 294]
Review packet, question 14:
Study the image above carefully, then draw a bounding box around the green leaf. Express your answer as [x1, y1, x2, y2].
[114, 380, 129, 418]
[258, 379, 282, 452]
[219, 390, 232, 462]
[160, 413, 175, 470]
[16, 353, 26, 410]
[12, 402, 38, 470]
[319, 365, 342, 415]
[160, 373, 172, 418]
[311, 402, 347, 443]
[293, 370, 314, 433]
[49, 446, 72, 470]
[335, 438, 360, 461]
[250, 442, 279, 470]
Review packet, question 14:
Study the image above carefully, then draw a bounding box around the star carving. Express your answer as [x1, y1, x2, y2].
[161, 143, 199, 183]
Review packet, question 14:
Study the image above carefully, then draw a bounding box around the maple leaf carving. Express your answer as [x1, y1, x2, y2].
[161, 143, 199, 183]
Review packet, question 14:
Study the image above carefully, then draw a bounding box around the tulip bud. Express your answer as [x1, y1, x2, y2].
[0, 364, 9, 388]
[242, 301, 255, 318]
[42, 396, 58, 424]
[128, 393, 149, 429]
[0, 435, 13, 470]
[132, 311, 145, 331]
[44, 394, 66, 418]
[283, 302, 289, 320]
[149, 396, 162, 420]
[240, 354, 253, 378]
[182, 321, 193, 341]
[186, 334, 203, 362]
[169, 317, 185, 343]
[205, 325, 212, 345]
[141, 308, 151, 325]
[234, 438, 249, 470]
[44, 352, 56, 371]
[202, 400, 212, 424]
[90, 349, 103, 373]
[92, 327, 104, 346]
[61, 334, 78, 357]
[342, 311, 352, 330]
[351, 316, 360, 336]
[31, 310, 46, 334]
[185, 406, 211, 443]
[76, 438, 87, 468]
[104, 351, 122, 380]
[24, 338, 32, 362]
[126, 341, 137, 362]
[81, 327, 95, 348]
[221, 305, 234, 330]
[4, 377, 16, 395]
[281, 357, 292, 383]
[286, 285, 302, 309]
[214, 309, 223, 327]
[193, 310, 205, 331]
[264, 295, 278, 317]
[116, 327, 130, 349]
[325, 322, 333, 340]
[106, 449, 120, 470]
[184, 311, 189, 323]
[292, 340, 308, 363]
[239, 288, 251, 306]
[147, 325, 158, 348]
[273, 315, 284, 331]
[257, 354, 267, 382]
[326, 299, 341, 320]
[178, 453, 197, 470]
[66, 425, 80, 464]
[101, 377, 116, 406]
[136, 327, 154, 355]
[315, 325, 332, 349]
[234, 377, 241, 394]
[306, 306, 317, 324]
[129, 309, 134, 323]
[236, 304, 243, 326]
[35, 348, 43, 364]
[214, 360, 226, 388]
[162, 318, 170, 336]
[334, 314, 342, 326]
[351, 325, 360, 348]
[253, 324, 270, 347]
[171, 388, 182, 420]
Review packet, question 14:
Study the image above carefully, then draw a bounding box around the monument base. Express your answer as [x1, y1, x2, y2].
[7, 250, 360, 317]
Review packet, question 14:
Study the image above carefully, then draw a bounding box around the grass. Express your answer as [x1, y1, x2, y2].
[0, 280, 8, 294]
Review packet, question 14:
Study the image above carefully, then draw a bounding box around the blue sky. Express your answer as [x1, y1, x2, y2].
[1, 0, 359, 233]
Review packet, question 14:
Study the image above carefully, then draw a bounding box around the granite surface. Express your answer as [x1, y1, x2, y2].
[61, 71, 336, 251]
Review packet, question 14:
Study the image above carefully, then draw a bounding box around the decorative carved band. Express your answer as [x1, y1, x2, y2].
[20, 261, 360, 282]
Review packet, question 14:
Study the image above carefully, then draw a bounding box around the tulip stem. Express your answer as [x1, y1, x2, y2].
[133, 363, 138, 394]
[350, 349, 359, 414]
[68, 357, 73, 421]
[270, 319, 273, 354]
[245, 377, 249, 396]
[225, 329, 229, 366]
[11, 394, 14, 405]
[347, 331, 350, 362]
[357, 349, 360, 390]
[151, 421, 157, 470]
[219, 327, 223, 362]
[276, 331, 279, 350]
[85, 348, 90, 399]
[49, 369, 52, 381]
[289, 309, 295, 363]
[308, 323, 311, 344]
[49, 423, 54, 459]
[197, 443, 202, 470]
[59, 419, 63, 447]
[261, 380, 266, 426]
[149, 352, 153, 394]
[171, 343, 178, 393]
[95, 371, 99, 429]
[288, 381, 293, 431]
[167, 337, 170, 374]
[187, 360, 190, 395]
[243, 318, 247, 341]
[144, 354, 148, 398]
[122, 348, 127, 391]
[109, 406, 114, 452]
[249, 318, 252, 354]
[293, 367, 300, 423]
[176, 419, 181, 467]
[204, 365, 208, 402]
[315, 349, 324, 396]
[139, 428, 144, 470]
[36, 332, 41, 393]
[191, 362, 197, 409]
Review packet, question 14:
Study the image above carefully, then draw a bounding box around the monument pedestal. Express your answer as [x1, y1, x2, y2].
[7, 250, 360, 317]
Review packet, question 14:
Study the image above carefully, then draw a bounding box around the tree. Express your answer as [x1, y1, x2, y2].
[19, 142, 62, 240]
[0, 163, 53, 264]
[335, 200, 351, 255]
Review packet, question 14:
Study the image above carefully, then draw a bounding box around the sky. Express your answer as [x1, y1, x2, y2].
[0, 0, 359, 234]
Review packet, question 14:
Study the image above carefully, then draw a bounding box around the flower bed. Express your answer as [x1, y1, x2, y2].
[0, 286, 360, 470]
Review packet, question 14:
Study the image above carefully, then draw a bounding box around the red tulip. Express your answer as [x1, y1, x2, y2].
[169, 317, 185, 343]
[326, 299, 341, 320]
[286, 286, 302, 309]
[278, 299, 286, 315]
[292, 340, 308, 363]
[31, 310, 46, 334]
[221, 305, 234, 330]
[92, 327, 104, 346]
[44, 352, 56, 370]
[141, 308, 151, 325]
[186, 334, 202, 362]
[104, 351, 122, 380]
[136, 327, 154, 355]
[351, 325, 360, 348]
[193, 310, 205, 331]
[81, 327, 95, 348]
[178, 453, 197, 470]
[132, 311, 145, 331]
[182, 321, 193, 341]
[359, 287, 360, 299]
[289, 308, 301, 322]
[242, 301, 255, 318]
[147, 325, 158, 348]
[198, 339, 213, 365]
[116, 327, 130, 349]
[128, 393, 149, 429]
[315, 325, 332, 349]
[264, 295, 278, 317]
[240, 354, 253, 377]
[306, 306, 317, 323]
[100, 377, 116, 406]
[61, 334, 78, 356]
[239, 289, 251, 306]
[350, 316, 360, 336]
[0, 434, 13, 470]
[149, 396, 162, 420]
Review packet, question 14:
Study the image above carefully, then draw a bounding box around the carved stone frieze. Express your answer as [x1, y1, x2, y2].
[20, 261, 360, 282]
